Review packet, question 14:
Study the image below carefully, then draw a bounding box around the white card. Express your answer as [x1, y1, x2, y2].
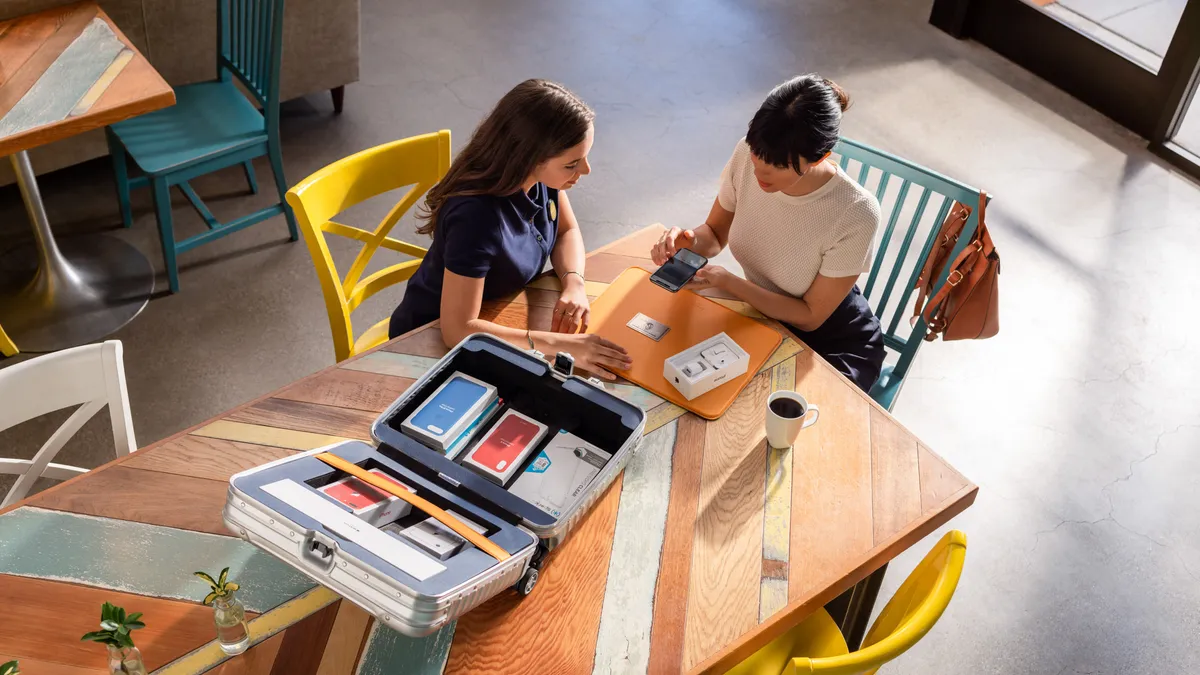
[627, 312, 669, 341]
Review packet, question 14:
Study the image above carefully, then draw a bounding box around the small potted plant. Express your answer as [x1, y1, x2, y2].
[195, 567, 249, 655]
[80, 602, 146, 675]
[2, 660, 20, 675]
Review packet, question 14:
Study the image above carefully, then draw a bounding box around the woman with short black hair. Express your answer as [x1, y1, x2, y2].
[651, 74, 885, 392]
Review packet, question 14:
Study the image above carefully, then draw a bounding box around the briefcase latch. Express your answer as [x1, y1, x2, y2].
[553, 352, 575, 378]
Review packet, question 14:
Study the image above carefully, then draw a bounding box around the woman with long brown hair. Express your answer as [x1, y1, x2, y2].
[389, 79, 630, 379]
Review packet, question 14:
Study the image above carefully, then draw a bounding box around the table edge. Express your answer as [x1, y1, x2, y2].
[688, 481, 979, 675]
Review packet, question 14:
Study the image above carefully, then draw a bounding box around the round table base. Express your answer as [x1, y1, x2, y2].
[0, 234, 155, 353]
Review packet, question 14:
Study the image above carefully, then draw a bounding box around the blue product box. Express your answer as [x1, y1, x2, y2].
[400, 371, 499, 452]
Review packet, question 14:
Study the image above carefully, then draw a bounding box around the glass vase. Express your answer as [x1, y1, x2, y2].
[106, 644, 147, 675]
[213, 590, 250, 655]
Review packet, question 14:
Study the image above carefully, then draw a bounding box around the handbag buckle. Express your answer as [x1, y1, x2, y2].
[947, 270, 964, 286]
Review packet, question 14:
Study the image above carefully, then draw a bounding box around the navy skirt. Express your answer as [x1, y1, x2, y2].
[784, 286, 885, 393]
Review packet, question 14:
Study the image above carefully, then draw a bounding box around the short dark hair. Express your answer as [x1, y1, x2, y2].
[419, 79, 594, 235]
[746, 74, 851, 173]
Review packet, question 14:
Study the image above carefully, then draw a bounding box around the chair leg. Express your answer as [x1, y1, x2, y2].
[243, 160, 259, 195]
[267, 145, 299, 242]
[331, 85, 345, 114]
[150, 176, 181, 293]
[106, 129, 133, 228]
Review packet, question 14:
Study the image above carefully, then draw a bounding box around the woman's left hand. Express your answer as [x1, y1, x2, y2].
[688, 264, 730, 291]
[552, 277, 590, 333]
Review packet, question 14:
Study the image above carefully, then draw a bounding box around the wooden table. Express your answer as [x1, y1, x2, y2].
[0, 225, 976, 674]
[0, 1, 174, 352]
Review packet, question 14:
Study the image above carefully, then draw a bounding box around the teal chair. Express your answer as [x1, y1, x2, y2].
[106, 0, 297, 293]
[833, 138, 986, 412]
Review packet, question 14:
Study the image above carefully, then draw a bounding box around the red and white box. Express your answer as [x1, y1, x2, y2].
[461, 410, 548, 485]
[318, 468, 415, 526]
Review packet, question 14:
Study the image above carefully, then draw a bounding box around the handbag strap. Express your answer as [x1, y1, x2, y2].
[913, 190, 990, 330]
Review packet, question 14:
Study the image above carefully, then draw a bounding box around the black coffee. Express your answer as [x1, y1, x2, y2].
[769, 398, 804, 419]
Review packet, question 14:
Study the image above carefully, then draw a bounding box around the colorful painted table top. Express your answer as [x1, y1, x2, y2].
[0, 1, 174, 156]
[0, 225, 976, 674]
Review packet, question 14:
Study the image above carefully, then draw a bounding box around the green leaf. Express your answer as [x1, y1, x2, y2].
[100, 620, 120, 631]
[218, 567, 230, 587]
[0, 660, 18, 675]
[116, 625, 130, 636]
[203, 591, 218, 606]
[126, 612, 143, 624]
[193, 571, 218, 588]
[81, 630, 111, 642]
[125, 620, 146, 630]
[117, 630, 134, 648]
[101, 602, 115, 622]
[224, 581, 239, 593]
[116, 606, 126, 624]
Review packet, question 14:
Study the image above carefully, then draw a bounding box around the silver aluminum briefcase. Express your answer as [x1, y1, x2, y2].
[224, 334, 645, 637]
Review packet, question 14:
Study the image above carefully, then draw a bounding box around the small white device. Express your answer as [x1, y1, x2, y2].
[387, 511, 488, 561]
[663, 332, 750, 400]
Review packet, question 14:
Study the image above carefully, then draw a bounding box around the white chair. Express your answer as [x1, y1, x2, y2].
[0, 340, 136, 508]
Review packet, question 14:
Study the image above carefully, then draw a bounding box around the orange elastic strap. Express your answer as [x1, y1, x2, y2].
[315, 452, 511, 562]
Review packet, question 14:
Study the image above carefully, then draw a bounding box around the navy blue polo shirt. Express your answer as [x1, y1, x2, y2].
[389, 183, 559, 337]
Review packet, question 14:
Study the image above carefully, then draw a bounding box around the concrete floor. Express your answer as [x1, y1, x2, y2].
[3, 0, 1200, 672]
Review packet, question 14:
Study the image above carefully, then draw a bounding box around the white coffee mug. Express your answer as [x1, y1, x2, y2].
[765, 391, 819, 449]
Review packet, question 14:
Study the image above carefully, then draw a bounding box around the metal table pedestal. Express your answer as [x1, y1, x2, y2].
[0, 151, 154, 353]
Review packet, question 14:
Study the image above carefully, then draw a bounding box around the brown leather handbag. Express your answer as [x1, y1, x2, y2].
[911, 192, 999, 341]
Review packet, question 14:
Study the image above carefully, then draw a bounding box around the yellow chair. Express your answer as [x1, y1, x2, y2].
[286, 131, 451, 362]
[726, 531, 967, 675]
[0, 323, 16, 358]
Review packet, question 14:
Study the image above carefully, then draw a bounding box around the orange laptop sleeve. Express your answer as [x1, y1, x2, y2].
[587, 268, 783, 419]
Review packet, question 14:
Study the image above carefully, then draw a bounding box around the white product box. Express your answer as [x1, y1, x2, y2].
[384, 511, 488, 561]
[508, 432, 612, 518]
[663, 332, 750, 401]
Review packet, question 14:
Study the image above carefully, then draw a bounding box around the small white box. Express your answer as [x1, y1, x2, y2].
[385, 511, 488, 561]
[508, 432, 613, 518]
[663, 332, 750, 401]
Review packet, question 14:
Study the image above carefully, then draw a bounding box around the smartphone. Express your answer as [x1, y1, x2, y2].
[650, 248, 708, 292]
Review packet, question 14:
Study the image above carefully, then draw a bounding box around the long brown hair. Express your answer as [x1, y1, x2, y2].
[417, 79, 594, 236]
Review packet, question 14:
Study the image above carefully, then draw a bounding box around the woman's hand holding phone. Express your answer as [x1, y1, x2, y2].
[652, 227, 697, 265]
[687, 264, 730, 291]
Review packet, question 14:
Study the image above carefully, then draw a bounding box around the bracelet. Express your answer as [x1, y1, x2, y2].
[526, 329, 536, 351]
[560, 270, 586, 285]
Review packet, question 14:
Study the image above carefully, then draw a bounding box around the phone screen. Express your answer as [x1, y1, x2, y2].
[651, 248, 708, 291]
